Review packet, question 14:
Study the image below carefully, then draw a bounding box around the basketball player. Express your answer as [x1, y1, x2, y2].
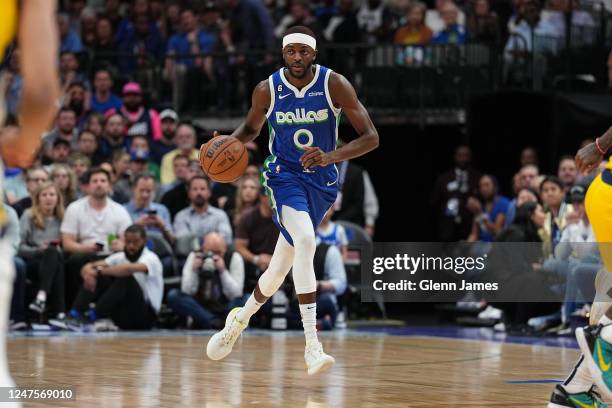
[206, 26, 379, 374]
[0, 0, 60, 393]
[547, 126, 612, 408]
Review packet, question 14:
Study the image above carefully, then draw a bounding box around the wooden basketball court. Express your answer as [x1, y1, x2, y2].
[8, 330, 582, 407]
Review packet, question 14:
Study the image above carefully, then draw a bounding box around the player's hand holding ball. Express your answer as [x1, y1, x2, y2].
[199, 131, 248, 183]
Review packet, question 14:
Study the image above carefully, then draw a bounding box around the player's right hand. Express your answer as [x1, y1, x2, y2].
[0, 126, 36, 168]
[575, 142, 603, 174]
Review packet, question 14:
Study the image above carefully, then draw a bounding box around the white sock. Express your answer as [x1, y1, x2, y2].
[300, 303, 318, 344]
[563, 355, 593, 394]
[599, 314, 612, 326]
[236, 295, 264, 324]
[36, 290, 46, 303]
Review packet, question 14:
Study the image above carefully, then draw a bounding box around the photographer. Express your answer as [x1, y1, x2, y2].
[167, 232, 245, 329]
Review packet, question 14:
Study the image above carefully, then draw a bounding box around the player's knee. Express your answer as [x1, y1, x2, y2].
[292, 232, 316, 254]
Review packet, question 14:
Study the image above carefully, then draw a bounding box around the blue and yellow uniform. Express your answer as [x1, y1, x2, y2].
[586, 163, 612, 271]
[0, 0, 18, 60]
[262, 64, 341, 246]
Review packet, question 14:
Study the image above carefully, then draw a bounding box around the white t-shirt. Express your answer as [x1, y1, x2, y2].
[105, 247, 164, 313]
[61, 197, 133, 252]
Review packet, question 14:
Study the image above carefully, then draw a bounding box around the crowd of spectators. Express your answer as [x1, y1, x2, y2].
[432, 142, 605, 336]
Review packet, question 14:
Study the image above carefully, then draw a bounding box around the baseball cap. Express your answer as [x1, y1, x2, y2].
[130, 149, 150, 162]
[160, 109, 179, 122]
[122, 82, 142, 95]
[569, 184, 586, 202]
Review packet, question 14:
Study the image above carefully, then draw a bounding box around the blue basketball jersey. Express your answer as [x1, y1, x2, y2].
[266, 64, 341, 171]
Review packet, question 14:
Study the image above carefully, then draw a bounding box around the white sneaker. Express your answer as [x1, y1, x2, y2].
[305, 340, 335, 375]
[206, 307, 247, 361]
[478, 306, 502, 320]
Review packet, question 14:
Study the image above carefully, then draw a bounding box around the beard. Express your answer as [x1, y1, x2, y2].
[125, 246, 144, 262]
[287, 62, 311, 79]
[192, 196, 206, 208]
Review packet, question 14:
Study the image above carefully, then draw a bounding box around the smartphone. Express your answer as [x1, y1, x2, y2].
[146, 209, 157, 216]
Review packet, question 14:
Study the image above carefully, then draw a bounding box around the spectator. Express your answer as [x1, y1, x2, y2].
[323, 0, 361, 43]
[106, 82, 162, 141]
[124, 173, 174, 245]
[69, 224, 163, 330]
[540, 175, 573, 257]
[275, 0, 323, 39]
[119, 13, 165, 75]
[314, 0, 338, 28]
[316, 207, 349, 259]
[18, 183, 66, 324]
[3, 49, 22, 118]
[505, 164, 540, 227]
[160, 154, 192, 219]
[541, 0, 595, 44]
[64, 81, 90, 128]
[151, 109, 179, 164]
[12, 167, 49, 218]
[69, 153, 91, 181]
[80, 7, 98, 48]
[98, 113, 126, 160]
[210, 163, 261, 214]
[467, 174, 510, 242]
[432, 3, 467, 44]
[4, 168, 28, 205]
[520, 146, 539, 167]
[466, 0, 499, 44]
[115, 0, 152, 43]
[103, 0, 124, 32]
[129, 135, 161, 182]
[90, 17, 119, 71]
[110, 150, 132, 204]
[505, 0, 561, 58]
[167, 232, 245, 329]
[165, 7, 217, 111]
[426, 0, 466, 34]
[90, 70, 123, 115]
[77, 131, 103, 166]
[506, 186, 541, 226]
[394, 2, 433, 45]
[50, 164, 78, 207]
[61, 167, 133, 306]
[173, 176, 233, 244]
[58, 12, 83, 53]
[84, 113, 104, 139]
[356, 0, 395, 42]
[233, 176, 260, 227]
[235, 187, 279, 294]
[160, 124, 199, 186]
[49, 139, 72, 167]
[160, 1, 182, 40]
[59, 52, 88, 91]
[431, 145, 481, 241]
[558, 156, 578, 193]
[42, 108, 79, 160]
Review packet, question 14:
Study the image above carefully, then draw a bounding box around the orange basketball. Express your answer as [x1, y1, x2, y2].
[199, 136, 248, 183]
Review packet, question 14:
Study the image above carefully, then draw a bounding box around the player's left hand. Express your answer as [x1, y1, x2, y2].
[300, 147, 331, 170]
[575, 142, 603, 174]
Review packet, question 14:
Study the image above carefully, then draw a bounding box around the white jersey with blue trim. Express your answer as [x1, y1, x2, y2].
[265, 64, 341, 170]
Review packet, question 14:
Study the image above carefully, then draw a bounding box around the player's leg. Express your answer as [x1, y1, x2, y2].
[206, 234, 295, 360]
[0, 239, 16, 387]
[282, 205, 335, 375]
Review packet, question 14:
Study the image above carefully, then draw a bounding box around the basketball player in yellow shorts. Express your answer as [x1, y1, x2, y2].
[548, 126, 612, 407]
[0, 0, 60, 397]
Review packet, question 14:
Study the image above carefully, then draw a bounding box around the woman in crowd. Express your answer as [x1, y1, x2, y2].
[50, 164, 78, 207]
[18, 183, 65, 325]
[233, 176, 260, 227]
[394, 2, 433, 45]
[467, 174, 510, 242]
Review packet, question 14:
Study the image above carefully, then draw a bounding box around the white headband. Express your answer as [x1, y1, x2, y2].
[282, 33, 316, 50]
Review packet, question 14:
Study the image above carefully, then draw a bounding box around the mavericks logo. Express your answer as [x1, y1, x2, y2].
[275, 108, 328, 125]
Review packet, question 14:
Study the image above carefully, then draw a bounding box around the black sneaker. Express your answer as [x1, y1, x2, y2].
[48, 313, 68, 330]
[28, 299, 46, 314]
[65, 316, 90, 332]
[547, 384, 607, 407]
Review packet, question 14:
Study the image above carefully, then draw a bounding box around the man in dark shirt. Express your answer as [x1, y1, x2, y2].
[160, 154, 193, 221]
[235, 187, 279, 294]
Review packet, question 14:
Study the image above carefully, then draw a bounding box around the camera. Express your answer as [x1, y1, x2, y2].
[195, 251, 216, 278]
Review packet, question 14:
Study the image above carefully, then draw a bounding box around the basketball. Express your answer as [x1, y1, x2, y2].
[199, 135, 248, 183]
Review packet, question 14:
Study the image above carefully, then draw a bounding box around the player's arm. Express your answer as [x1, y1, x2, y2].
[576, 125, 612, 174]
[2, 0, 61, 168]
[301, 72, 379, 170]
[214, 80, 271, 144]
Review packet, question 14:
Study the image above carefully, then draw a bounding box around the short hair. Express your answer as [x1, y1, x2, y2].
[94, 69, 112, 80]
[58, 107, 76, 117]
[86, 167, 111, 183]
[68, 81, 86, 91]
[26, 166, 49, 180]
[539, 175, 564, 192]
[285, 25, 316, 39]
[173, 153, 190, 164]
[188, 175, 209, 190]
[132, 173, 155, 189]
[111, 148, 129, 164]
[69, 152, 91, 167]
[130, 134, 149, 148]
[125, 224, 147, 239]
